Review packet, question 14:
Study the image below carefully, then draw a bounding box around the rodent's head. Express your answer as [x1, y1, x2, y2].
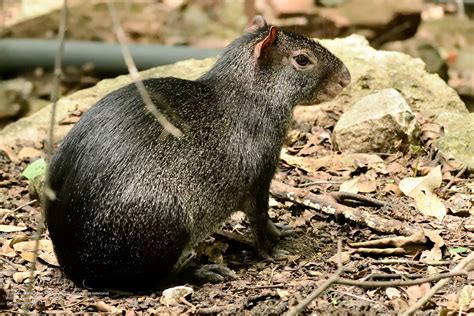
[243, 16, 351, 105]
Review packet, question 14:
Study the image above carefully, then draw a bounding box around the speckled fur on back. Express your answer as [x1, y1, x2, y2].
[45, 17, 350, 290]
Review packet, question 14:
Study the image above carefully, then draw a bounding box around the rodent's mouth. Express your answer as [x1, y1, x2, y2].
[299, 82, 345, 105]
[299, 65, 351, 106]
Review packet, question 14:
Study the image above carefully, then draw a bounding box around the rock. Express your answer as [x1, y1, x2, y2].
[0, 35, 467, 147]
[333, 89, 419, 153]
[435, 112, 474, 171]
[160, 286, 194, 306]
[294, 35, 467, 126]
[0, 78, 33, 123]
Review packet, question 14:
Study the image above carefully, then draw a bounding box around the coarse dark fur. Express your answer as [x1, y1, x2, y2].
[45, 17, 350, 290]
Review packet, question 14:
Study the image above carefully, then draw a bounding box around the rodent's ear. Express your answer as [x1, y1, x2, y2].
[245, 15, 268, 33]
[254, 26, 278, 60]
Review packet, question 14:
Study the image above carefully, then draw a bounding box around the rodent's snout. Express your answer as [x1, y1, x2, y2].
[338, 65, 351, 88]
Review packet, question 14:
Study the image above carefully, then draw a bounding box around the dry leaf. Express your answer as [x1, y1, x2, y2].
[13, 239, 58, 266]
[339, 178, 360, 194]
[386, 287, 401, 299]
[357, 180, 377, 193]
[399, 166, 446, 220]
[0, 225, 27, 233]
[12, 271, 39, 284]
[93, 301, 123, 313]
[406, 283, 431, 305]
[38, 251, 60, 267]
[328, 251, 351, 264]
[13, 240, 53, 252]
[458, 285, 472, 309]
[383, 183, 402, 195]
[280, 151, 385, 175]
[0, 239, 16, 257]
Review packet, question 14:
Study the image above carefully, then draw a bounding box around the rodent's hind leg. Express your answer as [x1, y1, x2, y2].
[179, 264, 237, 284]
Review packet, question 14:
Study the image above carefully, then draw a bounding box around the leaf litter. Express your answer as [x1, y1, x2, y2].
[0, 95, 472, 314]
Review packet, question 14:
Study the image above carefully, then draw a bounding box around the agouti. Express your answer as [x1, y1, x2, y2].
[45, 16, 350, 290]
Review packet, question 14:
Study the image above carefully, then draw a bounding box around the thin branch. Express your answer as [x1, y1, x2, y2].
[337, 270, 467, 288]
[331, 191, 387, 208]
[21, 0, 68, 313]
[106, 2, 183, 138]
[401, 251, 474, 316]
[441, 164, 467, 193]
[12, 199, 37, 212]
[285, 239, 345, 316]
[270, 180, 418, 236]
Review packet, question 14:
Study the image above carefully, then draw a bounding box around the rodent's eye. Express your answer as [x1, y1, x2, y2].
[294, 54, 310, 67]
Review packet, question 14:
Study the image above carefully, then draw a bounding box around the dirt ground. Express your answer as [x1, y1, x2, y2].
[0, 107, 472, 314]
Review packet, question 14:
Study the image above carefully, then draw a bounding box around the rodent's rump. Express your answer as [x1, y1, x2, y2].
[45, 16, 350, 290]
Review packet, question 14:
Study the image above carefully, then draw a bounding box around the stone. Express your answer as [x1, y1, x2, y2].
[0, 78, 33, 122]
[435, 112, 474, 171]
[293, 35, 467, 125]
[333, 89, 420, 153]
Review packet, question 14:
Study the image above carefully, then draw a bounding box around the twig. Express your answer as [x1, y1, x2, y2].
[401, 251, 474, 316]
[236, 284, 285, 291]
[0, 256, 23, 270]
[285, 240, 345, 315]
[21, 1, 68, 313]
[337, 270, 467, 288]
[298, 180, 343, 188]
[270, 180, 417, 236]
[12, 199, 37, 212]
[331, 191, 386, 208]
[331, 289, 378, 304]
[370, 259, 452, 266]
[106, 2, 183, 138]
[441, 164, 467, 193]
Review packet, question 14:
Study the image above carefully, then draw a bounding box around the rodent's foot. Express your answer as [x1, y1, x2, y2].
[271, 248, 290, 261]
[191, 264, 237, 283]
[273, 222, 295, 237]
[259, 247, 290, 262]
[267, 220, 294, 239]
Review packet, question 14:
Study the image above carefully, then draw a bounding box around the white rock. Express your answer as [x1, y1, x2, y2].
[333, 88, 419, 153]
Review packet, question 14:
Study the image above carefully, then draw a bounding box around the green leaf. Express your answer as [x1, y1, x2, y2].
[448, 247, 469, 254]
[21, 158, 47, 180]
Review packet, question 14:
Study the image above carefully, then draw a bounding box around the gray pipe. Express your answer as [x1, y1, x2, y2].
[0, 39, 222, 75]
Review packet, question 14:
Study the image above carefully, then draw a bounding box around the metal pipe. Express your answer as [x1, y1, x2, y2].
[0, 39, 222, 75]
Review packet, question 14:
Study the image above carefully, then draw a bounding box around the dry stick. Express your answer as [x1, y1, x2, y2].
[106, 2, 183, 138]
[21, 1, 68, 313]
[401, 251, 474, 316]
[12, 199, 37, 212]
[285, 240, 345, 316]
[441, 164, 467, 193]
[331, 191, 386, 208]
[270, 180, 418, 236]
[337, 270, 467, 288]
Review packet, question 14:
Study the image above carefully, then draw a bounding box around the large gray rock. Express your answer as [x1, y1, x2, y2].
[294, 35, 467, 124]
[333, 88, 419, 153]
[435, 112, 474, 171]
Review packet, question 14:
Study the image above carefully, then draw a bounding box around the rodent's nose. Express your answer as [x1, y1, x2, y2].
[338, 65, 351, 88]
